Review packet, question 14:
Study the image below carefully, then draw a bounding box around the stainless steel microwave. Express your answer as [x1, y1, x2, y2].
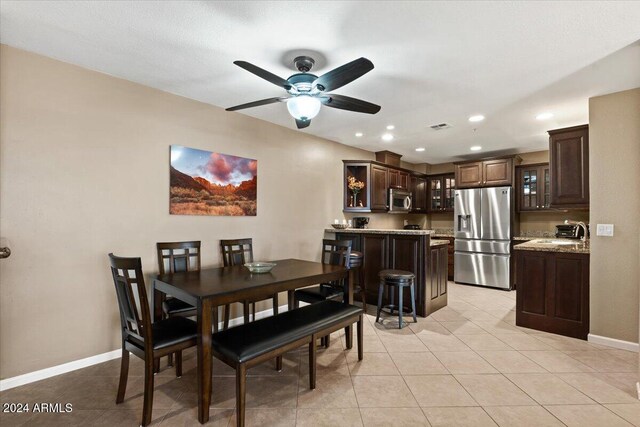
[388, 188, 412, 213]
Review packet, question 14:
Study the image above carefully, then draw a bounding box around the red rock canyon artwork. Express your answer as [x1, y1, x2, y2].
[170, 145, 257, 216]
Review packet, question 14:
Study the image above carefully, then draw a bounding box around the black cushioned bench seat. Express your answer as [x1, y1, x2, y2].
[212, 300, 361, 364]
[211, 299, 363, 427]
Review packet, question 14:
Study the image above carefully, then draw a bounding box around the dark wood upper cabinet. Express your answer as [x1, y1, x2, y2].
[549, 125, 589, 209]
[399, 171, 410, 190]
[370, 165, 389, 211]
[410, 175, 427, 213]
[455, 162, 483, 188]
[483, 159, 513, 186]
[427, 173, 455, 213]
[454, 156, 519, 188]
[344, 160, 422, 212]
[516, 163, 551, 212]
[388, 168, 400, 188]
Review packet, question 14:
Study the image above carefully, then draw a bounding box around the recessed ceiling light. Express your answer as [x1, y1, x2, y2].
[381, 133, 394, 142]
[470, 146, 482, 151]
[355, 132, 363, 137]
[536, 112, 553, 120]
[386, 125, 395, 130]
[415, 147, 425, 152]
[469, 115, 485, 123]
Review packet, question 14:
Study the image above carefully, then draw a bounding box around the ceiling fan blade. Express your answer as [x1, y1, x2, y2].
[234, 61, 292, 90]
[321, 94, 381, 114]
[313, 57, 374, 92]
[295, 119, 310, 129]
[226, 97, 289, 111]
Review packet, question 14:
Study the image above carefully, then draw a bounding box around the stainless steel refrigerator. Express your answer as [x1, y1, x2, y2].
[454, 187, 512, 289]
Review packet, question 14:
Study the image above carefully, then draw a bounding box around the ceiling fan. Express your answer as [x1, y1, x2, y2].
[226, 56, 381, 129]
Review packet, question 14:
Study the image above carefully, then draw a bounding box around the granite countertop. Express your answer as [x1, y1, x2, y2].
[324, 228, 434, 235]
[514, 238, 590, 254]
[431, 229, 454, 238]
[513, 231, 556, 240]
[430, 239, 450, 246]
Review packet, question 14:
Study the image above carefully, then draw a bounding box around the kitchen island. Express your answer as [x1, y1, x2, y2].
[324, 228, 447, 317]
[514, 238, 590, 339]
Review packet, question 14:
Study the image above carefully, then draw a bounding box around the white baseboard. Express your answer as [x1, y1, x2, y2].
[588, 333, 639, 352]
[0, 303, 290, 392]
[0, 349, 122, 391]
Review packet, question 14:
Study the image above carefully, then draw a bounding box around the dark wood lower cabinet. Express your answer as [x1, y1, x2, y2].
[427, 243, 448, 315]
[515, 250, 589, 340]
[440, 237, 454, 280]
[360, 233, 389, 307]
[336, 232, 448, 317]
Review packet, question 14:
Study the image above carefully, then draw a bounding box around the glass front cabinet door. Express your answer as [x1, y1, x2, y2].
[428, 173, 455, 213]
[517, 163, 550, 212]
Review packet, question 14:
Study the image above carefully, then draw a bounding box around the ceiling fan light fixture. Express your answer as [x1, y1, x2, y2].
[287, 95, 321, 121]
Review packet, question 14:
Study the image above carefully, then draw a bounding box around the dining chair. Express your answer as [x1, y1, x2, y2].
[109, 253, 197, 427]
[157, 241, 227, 366]
[293, 239, 352, 347]
[220, 238, 279, 326]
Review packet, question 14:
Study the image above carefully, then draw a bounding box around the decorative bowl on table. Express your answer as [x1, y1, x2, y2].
[244, 262, 277, 273]
[331, 223, 350, 229]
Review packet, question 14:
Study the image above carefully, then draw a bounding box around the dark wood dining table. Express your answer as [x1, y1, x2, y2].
[152, 258, 351, 424]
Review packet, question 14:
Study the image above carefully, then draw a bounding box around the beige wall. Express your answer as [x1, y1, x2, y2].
[0, 45, 408, 379]
[589, 88, 640, 344]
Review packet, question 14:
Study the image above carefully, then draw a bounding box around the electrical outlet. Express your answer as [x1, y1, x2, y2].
[596, 224, 614, 237]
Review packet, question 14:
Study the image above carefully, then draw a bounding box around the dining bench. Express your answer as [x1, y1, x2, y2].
[211, 299, 364, 427]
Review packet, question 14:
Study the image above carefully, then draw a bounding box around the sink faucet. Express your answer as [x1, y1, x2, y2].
[564, 220, 589, 242]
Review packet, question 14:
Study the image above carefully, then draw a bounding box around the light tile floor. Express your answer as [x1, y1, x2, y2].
[1, 282, 638, 426]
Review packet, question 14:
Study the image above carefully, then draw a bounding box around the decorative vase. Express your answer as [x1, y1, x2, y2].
[352, 191, 359, 207]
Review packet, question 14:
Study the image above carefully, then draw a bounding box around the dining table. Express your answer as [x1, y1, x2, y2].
[153, 258, 352, 424]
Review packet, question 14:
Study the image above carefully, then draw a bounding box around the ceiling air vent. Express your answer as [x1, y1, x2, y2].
[430, 123, 451, 130]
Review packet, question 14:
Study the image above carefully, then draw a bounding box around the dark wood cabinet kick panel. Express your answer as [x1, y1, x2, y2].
[516, 250, 589, 340]
[549, 124, 589, 209]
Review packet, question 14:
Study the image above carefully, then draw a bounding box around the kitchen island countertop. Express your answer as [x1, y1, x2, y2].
[324, 228, 434, 235]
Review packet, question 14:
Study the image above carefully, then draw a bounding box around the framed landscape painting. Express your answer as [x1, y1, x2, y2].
[170, 145, 257, 216]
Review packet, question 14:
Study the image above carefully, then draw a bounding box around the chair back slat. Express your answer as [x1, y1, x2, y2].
[321, 239, 352, 267]
[109, 253, 152, 348]
[156, 241, 201, 275]
[321, 239, 352, 288]
[220, 238, 254, 266]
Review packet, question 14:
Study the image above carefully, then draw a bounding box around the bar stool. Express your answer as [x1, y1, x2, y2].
[348, 251, 367, 314]
[376, 269, 417, 329]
